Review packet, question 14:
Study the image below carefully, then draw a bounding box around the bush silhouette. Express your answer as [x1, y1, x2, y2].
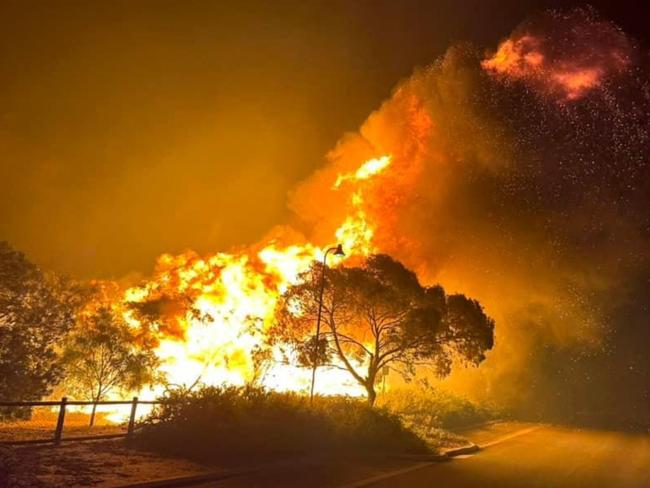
[136, 386, 429, 463]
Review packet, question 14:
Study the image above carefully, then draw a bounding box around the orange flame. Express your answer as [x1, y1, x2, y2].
[116, 155, 392, 399]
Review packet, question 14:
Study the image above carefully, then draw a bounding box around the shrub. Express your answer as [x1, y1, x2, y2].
[135, 386, 429, 464]
[377, 386, 502, 432]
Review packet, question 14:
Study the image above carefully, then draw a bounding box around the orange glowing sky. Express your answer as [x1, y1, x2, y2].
[1, 0, 646, 279]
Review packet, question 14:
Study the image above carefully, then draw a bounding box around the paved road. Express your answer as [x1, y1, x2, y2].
[371, 425, 650, 488]
[201, 423, 650, 488]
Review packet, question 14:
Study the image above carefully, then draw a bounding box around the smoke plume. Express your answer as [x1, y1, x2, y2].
[290, 8, 650, 421]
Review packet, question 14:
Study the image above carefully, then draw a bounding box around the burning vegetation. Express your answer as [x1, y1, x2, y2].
[81, 151, 494, 407]
[2, 6, 650, 436]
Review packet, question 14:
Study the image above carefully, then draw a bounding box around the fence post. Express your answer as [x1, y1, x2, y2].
[54, 397, 67, 445]
[127, 396, 138, 440]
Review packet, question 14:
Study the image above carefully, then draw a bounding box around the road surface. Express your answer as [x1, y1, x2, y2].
[370, 424, 650, 488]
[204, 423, 650, 488]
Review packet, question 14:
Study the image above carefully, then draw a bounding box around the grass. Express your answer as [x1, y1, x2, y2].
[378, 386, 501, 430]
[0, 408, 123, 443]
[135, 386, 430, 464]
[376, 386, 502, 446]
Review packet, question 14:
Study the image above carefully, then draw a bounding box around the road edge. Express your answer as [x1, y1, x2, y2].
[336, 425, 543, 487]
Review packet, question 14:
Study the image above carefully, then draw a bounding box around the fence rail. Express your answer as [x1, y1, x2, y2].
[0, 397, 167, 446]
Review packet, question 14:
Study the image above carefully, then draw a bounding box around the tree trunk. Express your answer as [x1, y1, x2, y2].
[366, 383, 377, 407]
[90, 384, 102, 428]
[89, 401, 98, 428]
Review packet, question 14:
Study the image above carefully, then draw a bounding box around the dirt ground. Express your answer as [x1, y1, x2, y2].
[0, 409, 213, 487]
[1, 440, 213, 488]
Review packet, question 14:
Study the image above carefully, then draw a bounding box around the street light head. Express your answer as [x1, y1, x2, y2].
[333, 244, 345, 257]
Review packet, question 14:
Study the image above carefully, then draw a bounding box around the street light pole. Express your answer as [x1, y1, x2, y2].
[309, 244, 344, 403]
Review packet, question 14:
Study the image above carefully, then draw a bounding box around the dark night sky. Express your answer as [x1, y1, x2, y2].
[0, 0, 648, 278]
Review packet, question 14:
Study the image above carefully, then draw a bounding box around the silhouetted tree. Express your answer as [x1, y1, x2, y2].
[0, 242, 84, 416]
[62, 307, 160, 426]
[273, 254, 494, 406]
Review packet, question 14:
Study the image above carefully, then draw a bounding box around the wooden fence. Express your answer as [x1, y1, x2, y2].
[0, 397, 166, 446]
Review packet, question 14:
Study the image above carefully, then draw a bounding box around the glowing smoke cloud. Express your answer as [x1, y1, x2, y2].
[482, 8, 634, 101]
[292, 7, 650, 417]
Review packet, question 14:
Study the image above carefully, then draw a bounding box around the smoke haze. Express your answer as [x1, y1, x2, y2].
[291, 8, 650, 422]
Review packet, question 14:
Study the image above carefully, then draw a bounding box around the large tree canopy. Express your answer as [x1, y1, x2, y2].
[0, 241, 84, 409]
[273, 254, 494, 405]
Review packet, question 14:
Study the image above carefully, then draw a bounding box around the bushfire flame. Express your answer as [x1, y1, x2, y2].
[109, 154, 393, 412]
